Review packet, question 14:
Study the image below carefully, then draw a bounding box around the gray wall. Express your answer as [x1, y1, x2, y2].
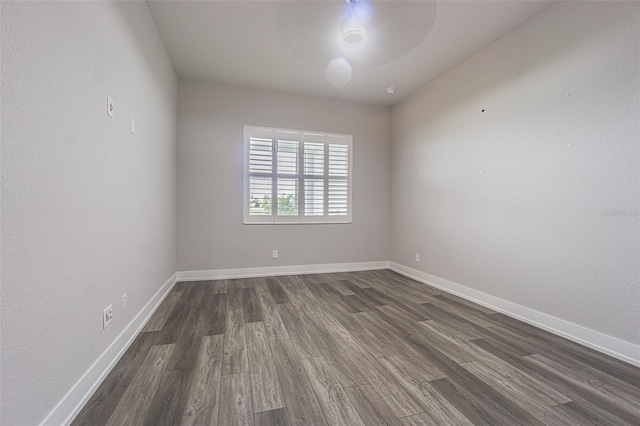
[390, 1, 639, 345]
[177, 81, 390, 271]
[0, 2, 177, 424]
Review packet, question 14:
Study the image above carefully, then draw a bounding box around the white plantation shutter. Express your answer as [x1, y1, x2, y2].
[244, 125, 352, 224]
[246, 127, 274, 222]
[327, 137, 350, 220]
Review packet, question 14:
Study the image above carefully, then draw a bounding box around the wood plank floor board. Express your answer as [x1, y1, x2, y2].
[376, 270, 442, 297]
[553, 400, 637, 426]
[378, 355, 446, 385]
[71, 332, 162, 426]
[335, 313, 395, 359]
[275, 303, 321, 360]
[269, 338, 327, 426]
[524, 354, 640, 418]
[429, 376, 542, 426]
[351, 311, 406, 352]
[459, 347, 571, 406]
[105, 344, 175, 426]
[254, 408, 291, 426]
[435, 292, 496, 315]
[194, 293, 227, 337]
[223, 308, 249, 376]
[265, 277, 290, 304]
[243, 287, 264, 323]
[74, 271, 640, 426]
[418, 302, 488, 340]
[353, 356, 424, 418]
[158, 285, 202, 343]
[376, 305, 430, 330]
[426, 296, 495, 328]
[340, 294, 370, 313]
[460, 360, 576, 425]
[343, 384, 400, 426]
[226, 282, 244, 311]
[340, 275, 373, 289]
[255, 280, 291, 340]
[143, 285, 185, 332]
[143, 337, 202, 426]
[300, 357, 365, 426]
[245, 322, 286, 413]
[325, 279, 357, 296]
[419, 317, 479, 341]
[314, 335, 370, 388]
[405, 335, 546, 426]
[181, 335, 224, 426]
[377, 357, 469, 424]
[212, 279, 229, 294]
[219, 373, 254, 426]
[340, 280, 392, 307]
[474, 336, 638, 425]
[411, 322, 479, 364]
[489, 314, 640, 388]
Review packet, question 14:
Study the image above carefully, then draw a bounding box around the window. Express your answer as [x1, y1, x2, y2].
[243, 125, 353, 224]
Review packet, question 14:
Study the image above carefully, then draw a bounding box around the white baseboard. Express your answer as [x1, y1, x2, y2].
[41, 273, 178, 426]
[389, 262, 640, 368]
[176, 261, 390, 282]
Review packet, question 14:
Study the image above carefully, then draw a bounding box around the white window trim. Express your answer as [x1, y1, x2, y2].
[243, 125, 353, 225]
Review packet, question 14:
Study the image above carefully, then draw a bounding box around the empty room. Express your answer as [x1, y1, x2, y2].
[1, 0, 639, 425]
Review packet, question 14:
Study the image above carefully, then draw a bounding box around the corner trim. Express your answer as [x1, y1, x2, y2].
[176, 261, 390, 282]
[389, 262, 640, 368]
[40, 273, 178, 426]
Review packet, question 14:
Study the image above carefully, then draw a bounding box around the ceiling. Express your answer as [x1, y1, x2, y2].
[147, 1, 552, 107]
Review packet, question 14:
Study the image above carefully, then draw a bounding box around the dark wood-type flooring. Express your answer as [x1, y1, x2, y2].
[73, 270, 640, 425]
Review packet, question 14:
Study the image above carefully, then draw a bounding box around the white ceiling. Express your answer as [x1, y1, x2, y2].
[147, 1, 552, 106]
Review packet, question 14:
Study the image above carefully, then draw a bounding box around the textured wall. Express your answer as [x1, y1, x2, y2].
[1, 2, 177, 424]
[177, 81, 390, 271]
[390, 1, 639, 344]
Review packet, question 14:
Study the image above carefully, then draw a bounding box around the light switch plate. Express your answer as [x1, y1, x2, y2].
[130, 116, 135, 134]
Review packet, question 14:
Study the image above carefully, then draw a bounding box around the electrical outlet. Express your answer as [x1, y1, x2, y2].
[103, 305, 113, 328]
[415, 253, 421, 262]
[272, 250, 278, 259]
[121, 293, 128, 313]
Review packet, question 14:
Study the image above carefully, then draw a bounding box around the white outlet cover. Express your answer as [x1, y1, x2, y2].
[107, 97, 114, 118]
[415, 253, 421, 262]
[121, 293, 128, 312]
[103, 304, 113, 328]
[272, 250, 278, 259]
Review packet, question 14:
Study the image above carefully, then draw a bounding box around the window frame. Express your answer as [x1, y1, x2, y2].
[243, 125, 353, 225]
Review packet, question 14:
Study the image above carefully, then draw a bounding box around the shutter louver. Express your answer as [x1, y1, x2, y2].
[304, 179, 324, 215]
[304, 142, 324, 175]
[249, 136, 272, 173]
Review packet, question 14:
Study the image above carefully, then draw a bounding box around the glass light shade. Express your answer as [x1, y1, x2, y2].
[340, 18, 366, 46]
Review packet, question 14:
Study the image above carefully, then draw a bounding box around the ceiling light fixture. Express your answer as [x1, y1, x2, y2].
[341, 19, 366, 47]
[341, 0, 366, 47]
